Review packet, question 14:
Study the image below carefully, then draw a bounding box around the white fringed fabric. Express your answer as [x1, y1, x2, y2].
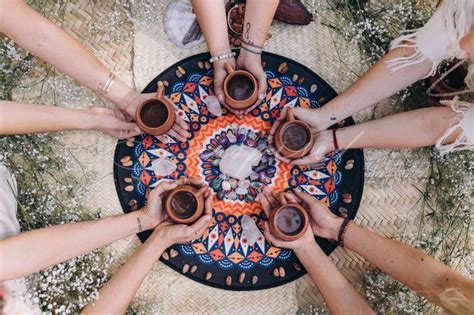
[436, 97, 474, 155]
[386, 0, 474, 78]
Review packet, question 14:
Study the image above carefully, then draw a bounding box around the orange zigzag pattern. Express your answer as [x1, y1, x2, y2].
[185, 115, 292, 216]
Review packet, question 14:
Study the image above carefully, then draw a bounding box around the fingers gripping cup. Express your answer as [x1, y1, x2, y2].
[269, 192, 309, 241]
[165, 184, 207, 224]
[274, 108, 314, 159]
[135, 81, 176, 135]
[223, 62, 259, 110]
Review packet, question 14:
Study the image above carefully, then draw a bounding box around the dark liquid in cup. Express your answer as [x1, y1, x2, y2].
[282, 124, 309, 150]
[227, 75, 254, 101]
[276, 206, 303, 235]
[171, 191, 197, 219]
[140, 100, 168, 128]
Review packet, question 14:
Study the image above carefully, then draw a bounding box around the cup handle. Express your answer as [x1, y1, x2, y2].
[224, 62, 234, 75]
[278, 192, 287, 206]
[287, 107, 295, 121]
[156, 81, 165, 99]
[196, 186, 208, 197]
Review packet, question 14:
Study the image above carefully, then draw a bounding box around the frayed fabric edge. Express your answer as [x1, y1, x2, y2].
[435, 98, 474, 156]
[385, 31, 439, 78]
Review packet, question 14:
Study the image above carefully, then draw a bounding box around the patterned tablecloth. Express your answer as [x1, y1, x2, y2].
[114, 51, 364, 290]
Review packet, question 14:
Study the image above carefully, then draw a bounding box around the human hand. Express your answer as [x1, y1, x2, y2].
[236, 50, 267, 115]
[292, 187, 343, 241]
[153, 185, 213, 248]
[259, 186, 317, 252]
[123, 92, 191, 142]
[139, 178, 209, 231]
[214, 57, 251, 119]
[268, 107, 335, 165]
[87, 107, 141, 139]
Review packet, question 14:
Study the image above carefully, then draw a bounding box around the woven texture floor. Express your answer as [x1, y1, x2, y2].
[11, 0, 431, 313]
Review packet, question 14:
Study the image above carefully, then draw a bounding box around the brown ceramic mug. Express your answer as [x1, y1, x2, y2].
[164, 184, 207, 224]
[223, 62, 258, 110]
[135, 81, 176, 135]
[274, 108, 314, 159]
[269, 192, 309, 241]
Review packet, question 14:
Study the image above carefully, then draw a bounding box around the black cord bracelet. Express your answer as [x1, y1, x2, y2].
[337, 218, 352, 247]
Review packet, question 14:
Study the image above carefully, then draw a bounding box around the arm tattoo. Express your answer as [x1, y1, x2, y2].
[245, 22, 251, 41]
[136, 217, 143, 232]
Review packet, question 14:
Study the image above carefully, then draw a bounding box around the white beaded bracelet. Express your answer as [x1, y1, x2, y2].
[209, 52, 236, 64]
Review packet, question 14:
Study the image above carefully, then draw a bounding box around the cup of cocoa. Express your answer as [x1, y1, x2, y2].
[269, 192, 309, 241]
[164, 184, 207, 224]
[223, 62, 258, 110]
[135, 81, 176, 135]
[274, 108, 314, 159]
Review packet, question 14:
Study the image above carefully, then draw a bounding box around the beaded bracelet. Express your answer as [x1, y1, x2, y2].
[336, 218, 351, 247]
[209, 52, 236, 64]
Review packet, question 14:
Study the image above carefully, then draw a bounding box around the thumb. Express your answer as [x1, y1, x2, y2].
[257, 71, 267, 101]
[294, 188, 318, 208]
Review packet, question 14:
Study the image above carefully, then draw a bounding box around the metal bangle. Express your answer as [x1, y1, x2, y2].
[98, 72, 115, 95]
[209, 52, 237, 63]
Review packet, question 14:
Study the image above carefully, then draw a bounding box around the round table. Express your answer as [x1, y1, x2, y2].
[113, 52, 364, 291]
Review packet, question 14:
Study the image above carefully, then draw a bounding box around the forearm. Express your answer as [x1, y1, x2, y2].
[317, 47, 433, 129]
[192, 0, 231, 56]
[0, 1, 137, 110]
[296, 243, 374, 314]
[242, 0, 278, 46]
[0, 101, 98, 134]
[82, 234, 166, 315]
[0, 210, 153, 280]
[335, 106, 458, 150]
[344, 223, 474, 306]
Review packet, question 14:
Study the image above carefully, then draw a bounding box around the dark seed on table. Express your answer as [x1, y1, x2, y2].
[163, 80, 169, 87]
[182, 264, 189, 273]
[338, 207, 349, 218]
[342, 193, 352, 203]
[239, 272, 246, 283]
[273, 268, 280, 277]
[198, 61, 204, 69]
[124, 185, 134, 192]
[226, 276, 232, 286]
[122, 160, 133, 167]
[124, 177, 133, 183]
[262, 61, 266, 68]
[205, 272, 213, 280]
[298, 76, 305, 84]
[278, 62, 288, 74]
[292, 74, 298, 82]
[162, 251, 169, 260]
[190, 265, 197, 273]
[205, 61, 211, 69]
[252, 275, 258, 284]
[170, 249, 178, 258]
[345, 159, 355, 170]
[310, 84, 318, 93]
[176, 69, 183, 78]
[120, 155, 131, 163]
[128, 199, 137, 206]
[126, 140, 134, 147]
[177, 66, 186, 75]
[318, 97, 325, 103]
[294, 263, 301, 271]
[279, 267, 286, 277]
